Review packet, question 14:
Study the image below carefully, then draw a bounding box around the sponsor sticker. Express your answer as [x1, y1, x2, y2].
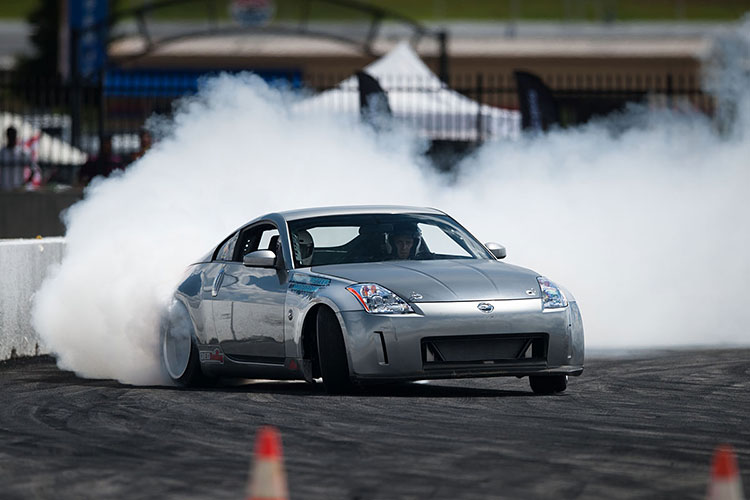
[200, 348, 225, 364]
[289, 273, 331, 296]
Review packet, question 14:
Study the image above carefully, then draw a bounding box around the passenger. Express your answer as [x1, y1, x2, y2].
[295, 229, 315, 266]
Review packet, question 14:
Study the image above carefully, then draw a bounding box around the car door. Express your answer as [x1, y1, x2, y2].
[206, 231, 237, 344]
[212, 222, 287, 362]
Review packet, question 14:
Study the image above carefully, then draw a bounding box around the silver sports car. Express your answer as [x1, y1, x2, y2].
[162, 206, 584, 394]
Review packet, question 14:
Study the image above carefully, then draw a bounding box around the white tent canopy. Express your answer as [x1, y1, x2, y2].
[297, 42, 521, 141]
[1, 112, 88, 165]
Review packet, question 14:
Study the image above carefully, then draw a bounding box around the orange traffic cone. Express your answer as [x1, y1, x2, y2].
[707, 444, 745, 500]
[246, 426, 289, 500]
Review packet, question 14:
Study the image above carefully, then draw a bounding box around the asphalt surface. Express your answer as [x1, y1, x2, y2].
[1, 349, 748, 499]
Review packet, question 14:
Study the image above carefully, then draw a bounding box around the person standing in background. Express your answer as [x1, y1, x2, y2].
[0, 126, 31, 191]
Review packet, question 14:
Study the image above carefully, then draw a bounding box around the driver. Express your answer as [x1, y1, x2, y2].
[294, 229, 314, 266]
[387, 223, 421, 260]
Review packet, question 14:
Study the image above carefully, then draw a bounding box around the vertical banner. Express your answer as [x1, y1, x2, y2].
[514, 71, 560, 132]
[357, 71, 392, 131]
[69, 0, 109, 80]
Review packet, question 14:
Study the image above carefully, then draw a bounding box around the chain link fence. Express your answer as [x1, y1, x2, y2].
[0, 69, 715, 184]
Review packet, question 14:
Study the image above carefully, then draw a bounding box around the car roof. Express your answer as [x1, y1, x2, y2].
[272, 205, 447, 222]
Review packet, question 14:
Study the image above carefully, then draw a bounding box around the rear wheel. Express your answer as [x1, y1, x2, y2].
[161, 301, 205, 387]
[529, 375, 568, 395]
[316, 307, 353, 394]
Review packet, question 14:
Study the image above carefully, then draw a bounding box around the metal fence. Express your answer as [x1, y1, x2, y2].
[0, 69, 715, 184]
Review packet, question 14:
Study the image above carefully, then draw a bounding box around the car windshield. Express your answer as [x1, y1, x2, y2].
[287, 213, 493, 268]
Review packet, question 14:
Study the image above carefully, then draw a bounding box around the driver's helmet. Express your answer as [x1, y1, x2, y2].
[387, 222, 422, 258]
[295, 229, 314, 266]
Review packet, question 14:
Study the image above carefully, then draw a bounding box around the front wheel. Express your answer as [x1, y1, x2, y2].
[529, 375, 568, 395]
[161, 301, 204, 387]
[316, 307, 353, 394]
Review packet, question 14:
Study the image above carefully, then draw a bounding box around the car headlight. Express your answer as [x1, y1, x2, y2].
[346, 284, 414, 314]
[537, 277, 568, 310]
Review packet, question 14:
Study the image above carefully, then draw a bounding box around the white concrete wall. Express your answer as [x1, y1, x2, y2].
[0, 238, 64, 361]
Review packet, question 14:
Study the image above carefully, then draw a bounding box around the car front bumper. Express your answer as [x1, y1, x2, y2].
[338, 298, 584, 381]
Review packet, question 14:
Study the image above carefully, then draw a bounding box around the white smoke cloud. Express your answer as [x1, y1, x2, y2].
[451, 108, 749, 348]
[32, 22, 750, 385]
[31, 73, 437, 385]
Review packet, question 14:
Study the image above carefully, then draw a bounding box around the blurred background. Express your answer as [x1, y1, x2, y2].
[0, 0, 747, 237]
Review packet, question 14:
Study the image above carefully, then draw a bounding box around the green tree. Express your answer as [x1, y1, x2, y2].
[16, 0, 61, 77]
[16, 0, 122, 78]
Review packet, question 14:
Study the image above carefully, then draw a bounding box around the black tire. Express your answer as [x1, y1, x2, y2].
[161, 301, 206, 388]
[529, 375, 568, 395]
[316, 307, 353, 394]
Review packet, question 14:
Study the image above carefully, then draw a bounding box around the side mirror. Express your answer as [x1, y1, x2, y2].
[243, 249, 277, 268]
[485, 242, 506, 260]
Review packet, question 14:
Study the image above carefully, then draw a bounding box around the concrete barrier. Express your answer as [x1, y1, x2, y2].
[0, 238, 64, 361]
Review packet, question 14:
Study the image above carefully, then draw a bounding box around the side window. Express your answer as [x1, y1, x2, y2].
[235, 223, 279, 261]
[258, 228, 280, 251]
[215, 233, 238, 261]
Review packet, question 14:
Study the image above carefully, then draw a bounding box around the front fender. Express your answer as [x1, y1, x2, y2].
[283, 272, 363, 359]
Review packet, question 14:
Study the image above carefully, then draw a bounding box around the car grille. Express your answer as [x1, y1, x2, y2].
[421, 333, 548, 369]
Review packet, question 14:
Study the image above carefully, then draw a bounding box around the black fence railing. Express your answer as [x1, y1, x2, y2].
[0, 70, 715, 186]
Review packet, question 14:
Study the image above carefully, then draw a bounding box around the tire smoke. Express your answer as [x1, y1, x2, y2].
[32, 22, 750, 385]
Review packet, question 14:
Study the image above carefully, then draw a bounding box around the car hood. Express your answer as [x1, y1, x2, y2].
[312, 259, 541, 302]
